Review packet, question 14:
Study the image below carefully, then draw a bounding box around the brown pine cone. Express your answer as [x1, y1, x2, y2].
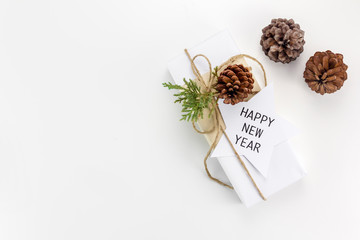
[260, 18, 305, 63]
[304, 50, 348, 95]
[215, 64, 254, 105]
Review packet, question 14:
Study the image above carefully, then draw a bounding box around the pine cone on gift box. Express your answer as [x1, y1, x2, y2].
[215, 64, 254, 105]
[304, 50, 348, 95]
[260, 18, 305, 63]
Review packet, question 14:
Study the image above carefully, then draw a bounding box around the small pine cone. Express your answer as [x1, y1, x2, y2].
[304, 50, 348, 95]
[215, 64, 254, 105]
[260, 18, 305, 63]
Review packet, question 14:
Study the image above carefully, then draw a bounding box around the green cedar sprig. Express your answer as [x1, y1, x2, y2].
[212, 66, 219, 78]
[163, 78, 215, 122]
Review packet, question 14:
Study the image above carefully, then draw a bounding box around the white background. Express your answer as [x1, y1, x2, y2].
[0, 0, 359, 239]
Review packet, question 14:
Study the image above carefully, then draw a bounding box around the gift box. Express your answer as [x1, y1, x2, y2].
[167, 30, 306, 207]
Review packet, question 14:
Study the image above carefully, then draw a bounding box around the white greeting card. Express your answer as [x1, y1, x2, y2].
[211, 83, 298, 177]
[167, 30, 306, 207]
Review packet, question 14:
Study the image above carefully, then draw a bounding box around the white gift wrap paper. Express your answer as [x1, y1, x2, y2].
[167, 30, 306, 207]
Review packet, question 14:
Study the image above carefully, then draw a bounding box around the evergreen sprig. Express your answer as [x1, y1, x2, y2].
[163, 78, 215, 122]
[212, 66, 219, 78]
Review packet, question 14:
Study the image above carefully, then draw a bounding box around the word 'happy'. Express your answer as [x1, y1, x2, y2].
[239, 107, 275, 127]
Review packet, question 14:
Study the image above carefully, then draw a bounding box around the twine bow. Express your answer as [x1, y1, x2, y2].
[184, 49, 267, 201]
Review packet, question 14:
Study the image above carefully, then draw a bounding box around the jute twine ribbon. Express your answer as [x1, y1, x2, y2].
[184, 49, 267, 201]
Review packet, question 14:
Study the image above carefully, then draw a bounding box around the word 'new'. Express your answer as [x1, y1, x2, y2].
[240, 107, 275, 127]
[242, 123, 263, 138]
